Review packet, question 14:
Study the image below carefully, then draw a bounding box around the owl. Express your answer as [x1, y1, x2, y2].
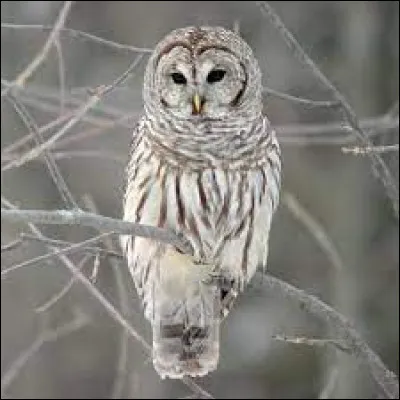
[121, 26, 281, 379]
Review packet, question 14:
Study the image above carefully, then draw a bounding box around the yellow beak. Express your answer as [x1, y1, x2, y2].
[192, 93, 202, 114]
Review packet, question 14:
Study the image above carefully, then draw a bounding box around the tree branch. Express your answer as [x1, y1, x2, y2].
[1, 311, 89, 395]
[342, 144, 399, 155]
[1, 54, 143, 172]
[0, 208, 192, 255]
[283, 192, 344, 271]
[260, 274, 399, 399]
[256, 1, 399, 217]
[263, 86, 341, 108]
[1, 23, 153, 54]
[5, 93, 79, 209]
[1, 1, 74, 98]
[1, 207, 397, 398]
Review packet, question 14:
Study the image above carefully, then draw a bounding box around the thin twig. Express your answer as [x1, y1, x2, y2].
[1, 238, 23, 252]
[272, 334, 351, 354]
[35, 253, 93, 313]
[259, 273, 399, 399]
[4, 94, 79, 209]
[1, 311, 89, 395]
[263, 87, 341, 108]
[319, 367, 339, 399]
[1, 150, 125, 165]
[1, 54, 143, 172]
[1, 23, 153, 54]
[1, 232, 114, 278]
[1, 2, 74, 97]
[0, 208, 192, 254]
[283, 192, 344, 271]
[1, 112, 72, 155]
[1, 79, 135, 123]
[54, 38, 66, 115]
[82, 194, 130, 399]
[19, 232, 123, 259]
[342, 144, 399, 155]
[256, 1, 399, 217]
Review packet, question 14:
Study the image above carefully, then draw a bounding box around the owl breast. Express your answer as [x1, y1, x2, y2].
[123, 125, 280, 314]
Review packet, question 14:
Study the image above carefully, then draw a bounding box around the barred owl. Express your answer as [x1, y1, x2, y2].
[121, 26, 281, 379]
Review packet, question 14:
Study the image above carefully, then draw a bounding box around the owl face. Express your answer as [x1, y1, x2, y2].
[156, 46, 247, 119]
[144, 27, 262, 121]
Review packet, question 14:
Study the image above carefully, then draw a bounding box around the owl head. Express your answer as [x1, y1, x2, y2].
[143, 26, 262, 121]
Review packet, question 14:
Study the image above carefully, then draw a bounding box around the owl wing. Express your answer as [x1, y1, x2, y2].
[215, 116, 282, 319]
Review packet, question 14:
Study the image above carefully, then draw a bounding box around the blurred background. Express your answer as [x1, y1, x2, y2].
[1, 1, 399, 398]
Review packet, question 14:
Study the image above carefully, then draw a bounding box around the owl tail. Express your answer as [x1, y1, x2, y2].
[151, 282, 221, 379]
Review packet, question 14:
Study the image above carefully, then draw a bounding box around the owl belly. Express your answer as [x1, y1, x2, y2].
[123, 157, 275, 314]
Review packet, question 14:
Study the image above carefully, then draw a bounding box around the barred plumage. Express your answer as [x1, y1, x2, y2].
[121, 26, 281, 379]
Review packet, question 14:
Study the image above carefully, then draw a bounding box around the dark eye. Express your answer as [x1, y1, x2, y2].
[207, 69, 226, 84]
[171, 72, 187, 84]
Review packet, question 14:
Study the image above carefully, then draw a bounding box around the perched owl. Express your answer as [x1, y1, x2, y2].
[121, 26, 281, 379]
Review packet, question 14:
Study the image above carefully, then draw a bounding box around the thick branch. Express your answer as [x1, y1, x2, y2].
[0, 208, 192, 255]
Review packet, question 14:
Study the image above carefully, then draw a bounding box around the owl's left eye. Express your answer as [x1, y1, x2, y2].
[171, 72, 187, 84]
[207, 69, 226, 84]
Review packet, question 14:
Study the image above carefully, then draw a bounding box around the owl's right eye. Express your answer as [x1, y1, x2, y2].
[171, 72, 187, 84]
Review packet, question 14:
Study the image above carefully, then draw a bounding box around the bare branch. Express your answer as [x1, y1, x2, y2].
[260, 274, 399, 399]
[1, 232, 114, 278]
[342, 144, 399, 155]
[1, 113, 71, 155]
[19, 232, 123, 259]
[283, 192, 344, 271]
[0, 200, 211, 398]
[263, 87, 341, 108]
[256, 1, 399, 217]
[1, 23, 153, 54]
[1, 238, 23, 252]
[319, 367, 339, 399]
[5, 94, 79, 209]
[1, 311, 89, 395]
[2, 202, 395, 397]
[0, 208, 192, 254]
[54, 38, 66, 114]
[272, 334, 351, 354]
[82, 194, 129, 399]
[1, 2, 74, 97]
[1, 54, 143, 172]
[35, 254, 93, 313]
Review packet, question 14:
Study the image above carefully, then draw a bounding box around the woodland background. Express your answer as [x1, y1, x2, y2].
[1, 1, 399, 398]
